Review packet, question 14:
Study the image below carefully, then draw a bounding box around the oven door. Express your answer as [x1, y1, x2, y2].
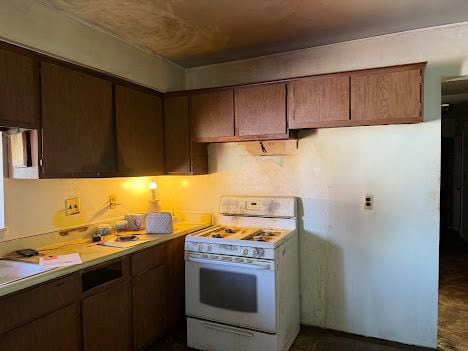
[185, 252, 276, 333]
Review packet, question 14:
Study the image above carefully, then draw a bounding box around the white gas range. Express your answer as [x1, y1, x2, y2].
[185, 196, 300, 351]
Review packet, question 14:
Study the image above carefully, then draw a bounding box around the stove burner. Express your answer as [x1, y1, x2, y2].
[212, 233, 222, 238]
[253, 236, 266, 241]
[263, 231, 273, 236]
[224, 228, 234, 233]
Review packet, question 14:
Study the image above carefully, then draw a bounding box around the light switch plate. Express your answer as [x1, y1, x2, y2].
[65, 197, 80, 216]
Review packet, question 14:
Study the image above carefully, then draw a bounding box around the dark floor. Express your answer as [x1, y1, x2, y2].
[147, 326, 431, 351]
[438, 232, 468, 351]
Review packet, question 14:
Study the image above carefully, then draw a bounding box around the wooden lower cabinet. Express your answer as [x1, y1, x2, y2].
[131, 236, 187, 349]
[82, 280, 132, 351]
[1, 304, 80, 351]
[166, 235, 186, 330]
[132, 265, 167, 350]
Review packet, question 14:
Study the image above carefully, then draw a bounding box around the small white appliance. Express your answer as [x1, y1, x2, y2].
[185, 196, 300, 351]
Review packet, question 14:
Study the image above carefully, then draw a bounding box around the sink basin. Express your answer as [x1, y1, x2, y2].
[0, 259, 53, 286]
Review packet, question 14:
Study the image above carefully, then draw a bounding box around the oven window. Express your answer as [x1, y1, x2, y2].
[199, 268, 257, 313]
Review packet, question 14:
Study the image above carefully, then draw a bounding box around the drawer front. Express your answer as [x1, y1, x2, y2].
[0, 304, 80, 351]
[0, 274, 79, 334]
[132, 242, 167, 275]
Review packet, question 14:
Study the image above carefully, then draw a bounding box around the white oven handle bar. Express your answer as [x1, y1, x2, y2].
[202, 322, 254, 337]
[186, 254, 271, 270]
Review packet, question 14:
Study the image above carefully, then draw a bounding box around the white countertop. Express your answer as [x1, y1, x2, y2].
[0, 221, 210, 298]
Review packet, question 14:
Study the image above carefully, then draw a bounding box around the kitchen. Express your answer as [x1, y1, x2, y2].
[0, 1, 467, 351]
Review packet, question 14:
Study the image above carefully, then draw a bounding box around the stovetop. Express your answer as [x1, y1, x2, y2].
[190, 225, 289, 243]
[185, 225, 295, 259]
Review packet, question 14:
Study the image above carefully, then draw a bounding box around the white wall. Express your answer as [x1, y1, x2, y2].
[0, 0, 185, 92]
[169, 22, 468, 348]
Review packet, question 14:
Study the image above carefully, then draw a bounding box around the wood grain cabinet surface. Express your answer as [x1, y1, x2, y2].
[40, 62, 115, 178]
[164, 94, 208, 175]
[190, 89, 235, 141]
[0, 304, 80, 351]
[235, 83, 287, 137]
[350, 66, 423, 123]
[0, 46, 39, 129]
[166, 235, 187, 330]
[116, 85, 165, 176]
[132, 264, 167, 350]
[82, 280, 132, 351]
[288, 75, 350, 129]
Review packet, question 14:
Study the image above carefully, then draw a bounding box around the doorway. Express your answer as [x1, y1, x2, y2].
[439, 77, 468, 351]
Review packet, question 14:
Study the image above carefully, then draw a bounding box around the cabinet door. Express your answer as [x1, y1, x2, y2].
[288, 76, 350, 128]
[82, 281, 132, 351]
[0, 47, 39, 129]
[1, 304, 80, 351]
[132, 265, 167, 349]
[235, 83, 287, 137]
[41, 62, 115, 177]
[351, 67, 422, 122]
[166, 235, 186, 330]
[164, 95, 208, 175]
[116, 85, 164, 175]
[190, 89, 234, 141]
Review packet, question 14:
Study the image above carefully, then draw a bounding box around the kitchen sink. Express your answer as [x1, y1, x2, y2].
[0, 259, 53, 286]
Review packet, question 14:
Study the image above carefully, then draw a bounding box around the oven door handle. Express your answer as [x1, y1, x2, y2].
[203, 321, 254, 337]
[186, 254, 271, 270]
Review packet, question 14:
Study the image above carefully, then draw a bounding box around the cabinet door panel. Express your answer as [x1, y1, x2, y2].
[0, 47, 39, 128]
[288, 76, 349, 128]
[235, 84, 286, 136]
[190, 90, 234, 140]
[164, 95, 191, 174]
[132, 265, 167, 349]
[1, 304, 80, 351]
[41, 62, 114, 177]
[351, 68, 422, 121]
[116, 85, 164, 175]
[166, 235, 186, 330]
[82, 281, 132, 351]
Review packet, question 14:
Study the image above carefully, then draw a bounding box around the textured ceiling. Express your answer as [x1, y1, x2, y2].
[40, 0, 468, 67]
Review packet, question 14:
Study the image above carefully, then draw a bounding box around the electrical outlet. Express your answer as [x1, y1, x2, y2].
[109, 194, 118, 209]
[364, 194, 374, 210]
[65, 197, 80, 216]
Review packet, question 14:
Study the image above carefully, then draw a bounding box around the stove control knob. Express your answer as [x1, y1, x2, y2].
[241, 248, 249, 256]
[197, 244, 203, 252]
[251, 249, 258, 257]
[206, 245, 213, 252]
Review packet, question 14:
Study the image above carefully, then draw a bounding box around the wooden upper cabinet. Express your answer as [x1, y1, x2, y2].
[164, 94, 208, 175]
[164, 95, 191, 174]
[288, 75, 350, 128]
[116, 85, 164, 176]
[0, 47, 39, 128]
[350, 66, 423, 123]
[235, 83, 287, 137]
[41, 62, 115, 177]
[190, 89, 234, 141]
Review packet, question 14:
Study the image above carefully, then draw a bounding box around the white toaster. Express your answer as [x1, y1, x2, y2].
[145, 212, 173, 234]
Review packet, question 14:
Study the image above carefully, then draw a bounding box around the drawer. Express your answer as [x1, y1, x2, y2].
[187, 317, 277, 351]
[131, 242, 167, 275]
[0, 274, 79, 334]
